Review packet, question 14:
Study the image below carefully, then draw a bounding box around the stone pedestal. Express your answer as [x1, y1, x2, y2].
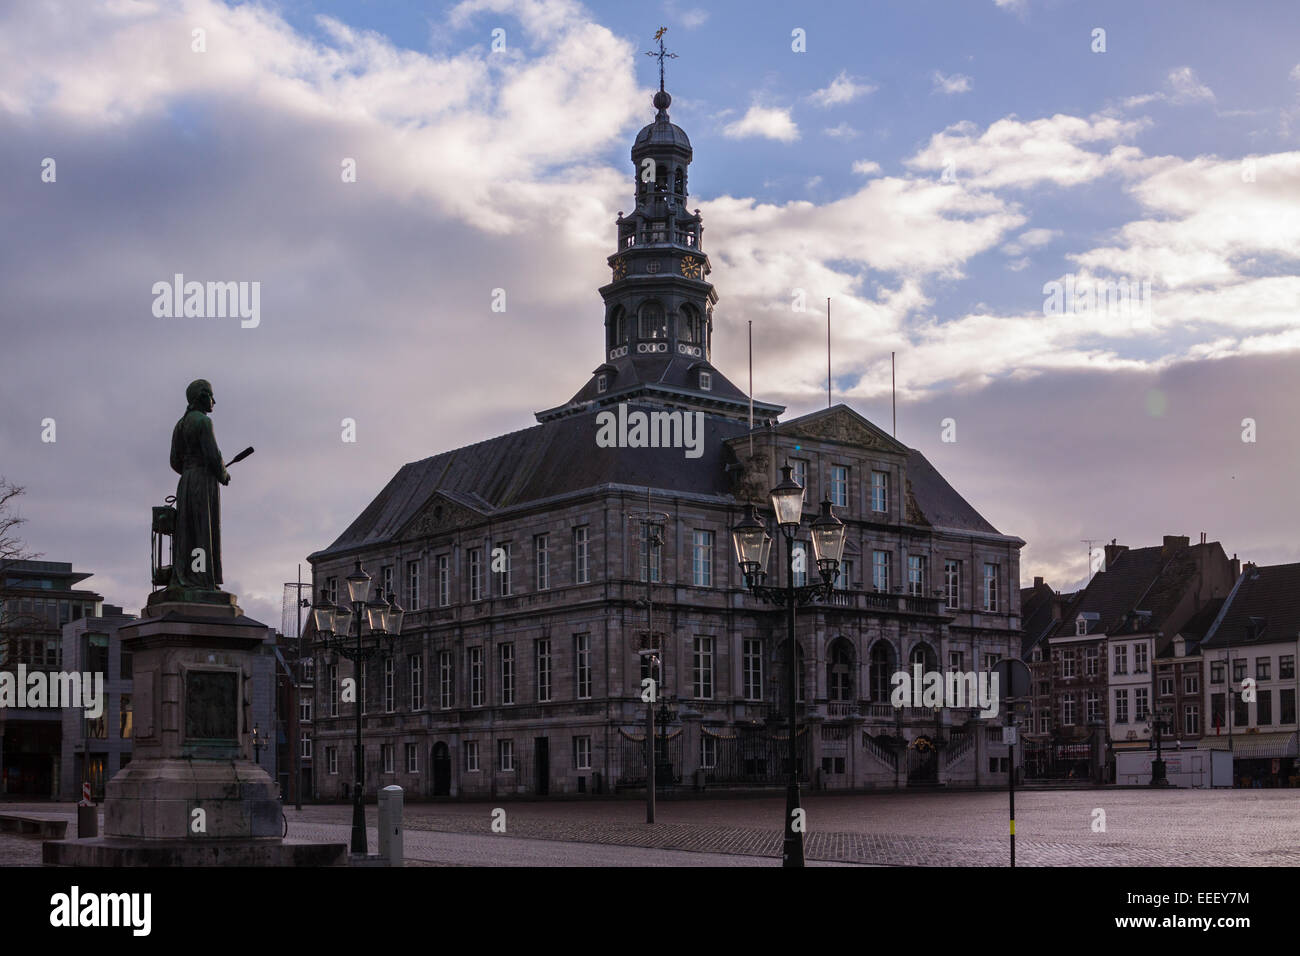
[45, 599, 346, 867]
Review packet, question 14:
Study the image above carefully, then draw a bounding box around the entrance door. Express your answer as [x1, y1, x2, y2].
[431, 742, 451, 796]
[534, 737, 549, 795]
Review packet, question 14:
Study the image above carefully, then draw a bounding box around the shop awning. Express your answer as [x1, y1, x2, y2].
[1202, 732, 1298, 759]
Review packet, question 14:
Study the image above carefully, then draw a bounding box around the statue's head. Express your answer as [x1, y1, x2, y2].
[186, 379, 215, 413]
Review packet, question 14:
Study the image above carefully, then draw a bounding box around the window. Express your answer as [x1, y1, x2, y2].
[1061, 650, 1076, 679]
[1234, 694, 1249, 728]
[1075, 619, 1087, 636]
[1258, 689, 1273, 726]
[743, 639, 763, 700]
[1135, 687, 1149, 722]
[406, 743, 418, 774]
[1159, 676, 1174, 697]
[1281, 655, 1295, 680]
[872, 551, 890, 592]
[700, 736, 717, 769]
[1184, 675, 1199, 695]
[495, 542, 512, 597]
[405, 560, 421, 612]
[949, 650, 964, 671]
[791, 459, 809, 501]
[869, 643, 894, 701]
[871, 470, 889, 512]
[982, 564, 999, 611]
[383, 658, 394, 713]
[1184, 705, 1200, 736]
[119, 694, 133, 739]
[573, 736, 591, 770]
[439, 651, 454, 709]
[1281, 689, 1296, 725]
[1257, 657, 1271, 681]
[299, 697, 312, 722]
[535, 535, 549, 591]
[1134, 644, 1148, 673]
[1113, 645, 1128, 675]
[597, 374, 607, 393]
[382, 744, 394, 774]
[325, 576, 338, 604]
[301, 731, 312, 759]
[830, 465, 848, 508]
[829, 642, 853, 701]
[470, 647, 484, 707]
[1038, 713, 1050, 735]
[836, 559, 853, 591]
[1114, 689, 1128, 723]
[983, 653, 999, 672]
[1232, 658, 1246, 683]
[464, 741, 480, 772]
[693, 636, 714, 699]
[574, 527, 590, 584]
[575, 634, 592, 699]
[699, 371, 712, 391]
[300, 656, 312, 681]
[692, 530, 713, 587]
[536, 639, 552, 702]
[1085, 647, 1099, 677]
[1210, 661, 1224, 684]
[639, 526, 661, 583]
[944, 560, 961, 609]
[437, 555, 449, 607]
[328, 665, 339, 717]
[409, 655, 423, 711]
[1086, 691, 1100, 722]
[469, 548, 484, 602]
[500, 643, 515, 705]
[638, 302, 665, 339]
[1211, 693, 1226, 731]
[792, 542, 808, 588]
[1062, 694, 1076, 726]
[326, 746, 338, 775]
[497, 739, 515, 772]
[907, 555, 927, 597]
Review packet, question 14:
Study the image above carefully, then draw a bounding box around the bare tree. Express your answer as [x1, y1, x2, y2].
[0, 477, 41, 633]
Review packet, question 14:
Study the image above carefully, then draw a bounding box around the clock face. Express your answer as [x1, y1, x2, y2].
[680, 255, 703, 279]
[612, 258, 627, 280]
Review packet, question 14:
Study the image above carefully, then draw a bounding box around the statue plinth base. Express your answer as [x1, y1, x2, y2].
[46, 598, 346, 867]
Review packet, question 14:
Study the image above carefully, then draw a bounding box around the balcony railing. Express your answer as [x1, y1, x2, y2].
[826, 589, 943, 616]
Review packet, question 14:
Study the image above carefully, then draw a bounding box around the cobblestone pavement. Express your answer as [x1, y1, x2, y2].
[8, 788, 1300, 866]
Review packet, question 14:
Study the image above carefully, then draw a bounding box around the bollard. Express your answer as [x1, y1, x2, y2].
[377, 785, 403, 866]
[77, 782, 97, 838]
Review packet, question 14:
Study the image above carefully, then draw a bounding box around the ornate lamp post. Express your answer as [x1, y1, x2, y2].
[731, 464, 845, 868]
[1150, 705, 1172, 786]
[311, 561, 404, 855]
[628, 504, 667, 823]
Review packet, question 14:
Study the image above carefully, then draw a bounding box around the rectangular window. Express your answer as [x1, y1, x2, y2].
[574, 527, 590, 584]
[325, 576, 338, 604]
[743, 639, 763, 701]
[1233, 658, 1246, 683]
[1061, 650, 1076, 679]
[575, 634, 592, 699]
[1281, 689, 1296, 725]
[406, 743, 418, 774]
[1159, 676, 1174, 697]
[301, 731, 312, 759]
[439, 651, 453, 709]
[949, 651, 964, 671]
[1258, 689, 1273, 726]
[437, 555, 450, 607]
[1257, 657, 1271, 681]
[1085, 647, 1099, 677]
[469, 548, 484, 602]
[1281, 655, 1295, 680]
[1113, 645, 1128, 675]
[465, 741, 479, 772]
[1234, 694, 1249, 728]
[872, 551, 890, 592]
[1211, 693, 1226, 731]
[944, 560, 961, 609]
[907, 555, 927, 597]
[382, 744, 394, 774]
[871, 470, 889, 513]
[1062, 694, 1076, 726]
[383, 657, 394, 713]
[1086, 691, 1100, 722]
[299, 696, 312, 723]
[1114, 689, 1129, 723]
[830, 465, 849, 508]
[495, 542, 512, 596]
[409, 655, 423, 711]
[405, 560, 421, 612]
[982, 563, 999, 612]
[535, 534, 549, 591]
[791, 459, 809, 501]
[692, 530, 713, 587]
[1134, 644, 1148, 673]
[792, 542, 808, 588]
[1210, 661, 1224, 684]
[837, 558, 854, 591]
[1184, 705, 1200, 736]
[327, 747, 338, 775]
[639, 526, 661, 583]
[300, 656, 312, 681]
[536, 638, 552, 702]
[470, 646, 484, 707]
[1135, 687, 1149, 722]
[572, 736, 591, 770]
[1184, 675, 1199, 695]
[700, 736, 717, 769]
[497, 739, 514, 772]
[329, 664, 339, 717]
[499, 643, 515, 705]
[693, 636, 714, 699]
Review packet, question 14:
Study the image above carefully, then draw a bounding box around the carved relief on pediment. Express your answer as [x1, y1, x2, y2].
[729, 450, 771, 505]
[904, 478, 930, 526]
[406, 495, 481, 538]
[785, 411, 888, 450]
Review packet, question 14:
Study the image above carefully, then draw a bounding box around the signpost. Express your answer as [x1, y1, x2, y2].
[992, 658, 1031, 867]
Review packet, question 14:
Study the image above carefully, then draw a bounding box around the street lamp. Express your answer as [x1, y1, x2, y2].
[731, 464, 845, 868]
[1149, 705, 1172, 786]
[252, 723, 267, 765]
[312, 561, 404, 855]
[629, 500, 668, 823]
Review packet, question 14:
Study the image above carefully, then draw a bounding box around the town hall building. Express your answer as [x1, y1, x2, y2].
[306, 80, 1025, 799]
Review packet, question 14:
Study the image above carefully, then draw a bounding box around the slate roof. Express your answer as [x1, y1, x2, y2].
[903, 449, 1000, 535]
[1156, 597, 1223, 657]
[1020, 580, 1061, 657]
[1200, 562, 1300, 649]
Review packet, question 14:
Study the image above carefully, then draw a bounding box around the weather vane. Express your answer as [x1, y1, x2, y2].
[644, 26, 677, 93]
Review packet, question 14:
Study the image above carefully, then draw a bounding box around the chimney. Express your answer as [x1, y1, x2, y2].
[1103, 539, 1127, 570]
[1034, 576, 1043, 588]
[1163, 534, 1190, 553]
[1231, 553, 1241, 578]
[1200, 532, 1207, 545]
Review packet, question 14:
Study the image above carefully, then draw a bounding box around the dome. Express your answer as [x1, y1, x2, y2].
[633, 119, 692, 151]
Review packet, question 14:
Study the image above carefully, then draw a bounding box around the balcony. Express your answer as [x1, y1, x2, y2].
[825, 589, 943, 616]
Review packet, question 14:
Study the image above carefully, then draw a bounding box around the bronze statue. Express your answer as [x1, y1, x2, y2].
[169, 379, 229, 591]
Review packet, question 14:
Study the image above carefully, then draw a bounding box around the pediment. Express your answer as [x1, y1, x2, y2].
[400, 493, 487, 539]
[780, 406, 909, 454]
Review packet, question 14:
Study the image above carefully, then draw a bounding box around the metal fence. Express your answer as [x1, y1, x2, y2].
[616, 728, 684, 787]
[700, 725, 809, 786]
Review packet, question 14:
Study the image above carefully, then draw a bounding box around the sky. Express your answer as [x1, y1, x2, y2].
[1, 0, 1298, 628]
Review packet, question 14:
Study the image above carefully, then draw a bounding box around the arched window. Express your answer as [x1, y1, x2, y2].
[869, 641, 895, 701]
[829, 639, 854, 702]
[679, 304, 700, 343]
[607, 307, 625, 348]
[674, 167, 685, 195]
[638, 302, 665, 340]
[910, 642, 938, 673]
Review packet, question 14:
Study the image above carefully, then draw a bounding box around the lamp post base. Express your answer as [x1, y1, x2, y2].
[351, 792, 368, 854]
[783, 782, 805, 867]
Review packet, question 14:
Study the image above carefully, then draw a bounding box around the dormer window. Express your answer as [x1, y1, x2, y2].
[1076, 618, 1087, 636]
[699, 371, 712, 391]
[597, 374, 607, 393]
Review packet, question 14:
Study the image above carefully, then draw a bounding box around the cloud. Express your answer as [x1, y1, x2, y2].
[851, 159, 882, 176]
[722, 103, 800, 142]
[824, 122, 860, 140]
[1001, 227, 1059, 256]
[932, 71, 972, 95]
[809, 70, 877, 108]
[1123, 66, 1216, 108]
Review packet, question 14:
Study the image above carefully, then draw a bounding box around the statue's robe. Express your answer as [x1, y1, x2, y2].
[169, 409, 223, 589]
